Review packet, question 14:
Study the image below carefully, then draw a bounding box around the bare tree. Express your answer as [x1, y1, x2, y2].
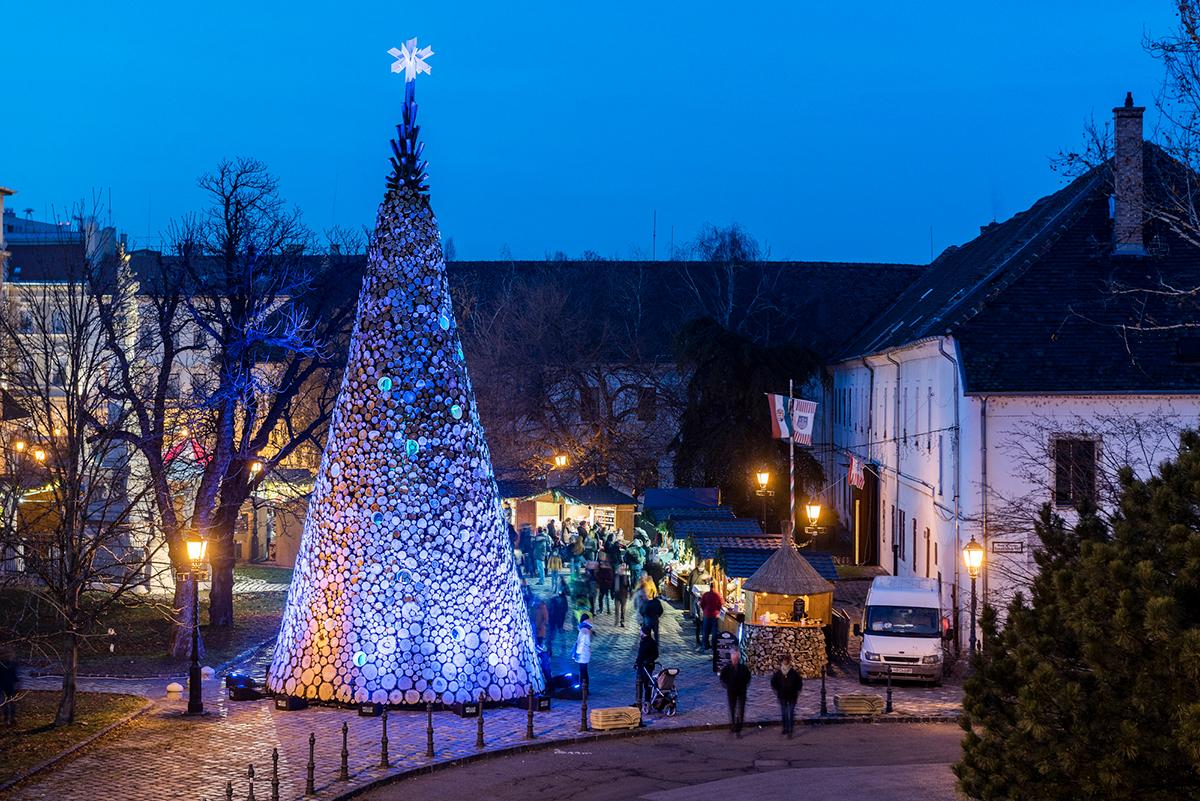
[674, 224, 782, 344]
[0, 250, 164, 724]
[89, 158, 355, 654]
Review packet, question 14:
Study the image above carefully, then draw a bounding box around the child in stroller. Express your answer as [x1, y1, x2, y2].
[639, 661, 679, 716]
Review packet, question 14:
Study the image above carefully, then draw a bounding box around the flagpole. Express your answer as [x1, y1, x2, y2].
[788, 378, 795, 543]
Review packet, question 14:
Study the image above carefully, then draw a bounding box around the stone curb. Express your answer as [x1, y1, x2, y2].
[0, 695, 155, 793]
[327, 711, 963, 800]
[27, 637, 274, 683]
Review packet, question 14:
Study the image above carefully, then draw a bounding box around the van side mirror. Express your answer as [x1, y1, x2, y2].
[852, 623, 862, 638]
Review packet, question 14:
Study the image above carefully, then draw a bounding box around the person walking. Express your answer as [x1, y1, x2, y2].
[595, 557, 614, 614]
[699, 583, 723, 651]
[573, 613, 593, 690]
[0, 648, 18, 726]
[642, 591, 664, 644]
[583, 563, 598, 616]
[635, 625, 659, 709]
[546, 589, 568, 657]
[613, 564, 631, 626]
[770, 655, 804, 737]
[532, 527, 551, 584]
[719, 650, 752, 736]
[532, 597, 549, 650]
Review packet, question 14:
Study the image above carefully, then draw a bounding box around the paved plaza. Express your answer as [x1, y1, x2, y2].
[13, 594, 962, 800]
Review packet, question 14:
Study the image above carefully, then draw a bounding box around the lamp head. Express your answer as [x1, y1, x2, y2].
[756, 470, 770, 490]
[33, 448, 46, 462]
[185, 534, 208, 565]
[553, 453, 568, 469]
[805, 502, 822, 527]
[963, 536, 985, 578]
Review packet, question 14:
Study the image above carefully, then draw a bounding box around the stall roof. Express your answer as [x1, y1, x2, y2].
[644, 506, 736, 525]
[692, 535, 781, 560]
[744, 539, 836, 596]
[552, 486, 638, 506]
[802, 552, 840, 583]
[672, 518, 765, 539]
[642, 488, 720, 510]
[495, 479, 547, 502]
[714, 545, 839, 582]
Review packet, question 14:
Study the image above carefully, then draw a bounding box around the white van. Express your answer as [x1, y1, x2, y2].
[856, 576, 947, 685]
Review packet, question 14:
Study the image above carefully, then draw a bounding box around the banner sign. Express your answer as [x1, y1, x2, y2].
[766, 393, 818, 445]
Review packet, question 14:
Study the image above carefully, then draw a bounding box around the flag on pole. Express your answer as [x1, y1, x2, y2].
[766, 393, 819, 445]
[848, 455, 866, 490]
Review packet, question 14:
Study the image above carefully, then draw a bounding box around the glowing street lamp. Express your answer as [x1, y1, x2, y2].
[184, 533, 209, 715]
[963, 536, 985, 655]
[553, 453, 568, 469]
[14, 441, 25, 453]
[754, 470, 774, 527]
[805, 502, 822, 528]
[33, 448, 46, 463]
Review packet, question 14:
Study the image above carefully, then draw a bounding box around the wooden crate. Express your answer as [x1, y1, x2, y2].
[589, 705, 641, 730]
[833, 693, 885, 715]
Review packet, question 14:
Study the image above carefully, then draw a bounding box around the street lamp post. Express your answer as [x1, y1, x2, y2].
[963, 536, 985, 656]
[754, 470, 774, 528]
[553, 453, 568, 470]
[184, 533, 209, 715]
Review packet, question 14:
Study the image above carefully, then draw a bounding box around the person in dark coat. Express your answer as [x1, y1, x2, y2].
[770, 655, 804, 737]
[719, 649, 752, 736]
[612, 564, 631, 626]
[642, 594, 664, 643]
[0, 647, 18, 726]
[635, 626, 659, 707]
[546, 590, 569, 657]
[595, 557, 615, 614]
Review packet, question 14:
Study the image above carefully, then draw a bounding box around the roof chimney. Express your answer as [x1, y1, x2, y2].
[1112, 91, 1146, 256]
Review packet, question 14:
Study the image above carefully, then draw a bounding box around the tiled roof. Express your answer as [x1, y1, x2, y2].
[642, 487, 720, 510]
[643, 506, 737, 525]
[691, 535, 781, 560]
[495, 479, 546, 501]
[671, 518, 765, 539]
[553, 485, 637, 507]
[840, 145, 1200, 394]
[800, 552, 840, 583]
[716, 546, 775, 578]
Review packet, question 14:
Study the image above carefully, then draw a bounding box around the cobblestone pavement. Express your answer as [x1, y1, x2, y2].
[13, 582, 962, 801]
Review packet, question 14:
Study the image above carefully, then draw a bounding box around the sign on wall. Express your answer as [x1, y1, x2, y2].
[991, 541, 1025, 554]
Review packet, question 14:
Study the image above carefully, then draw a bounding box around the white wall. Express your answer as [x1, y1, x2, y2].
[827, 334, 1200, 647]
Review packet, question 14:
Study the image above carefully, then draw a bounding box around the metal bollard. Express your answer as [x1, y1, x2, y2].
[885, 665, 894, 714]
[425, 702, 435, 758]
[525, 688, 535, 740]
[819, 662, 828, 716]
[305, 733, 316, 796]
[635, 673, 641, 707]
[226, 781, 234, 801]
[246, 764, 256, 801]
[339, 721, 349, 781]
[579, 680, 588, 732]
[380, 708, 390, 768]
[271, 748, 280, 801]
[476, 691, 485, 749]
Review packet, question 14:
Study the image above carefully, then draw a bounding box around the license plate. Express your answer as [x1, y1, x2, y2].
[890, 667, 914, 674]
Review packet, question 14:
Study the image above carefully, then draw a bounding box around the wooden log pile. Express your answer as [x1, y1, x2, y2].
[742, 623, 827, 678]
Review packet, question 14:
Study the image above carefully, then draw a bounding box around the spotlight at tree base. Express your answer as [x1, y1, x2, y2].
[805, 502, 822, 527]
[250, 460, 263, 476]
[963, 536, 985, 579]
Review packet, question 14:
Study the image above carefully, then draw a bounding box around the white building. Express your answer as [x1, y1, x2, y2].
[823, 94, 1200, 647]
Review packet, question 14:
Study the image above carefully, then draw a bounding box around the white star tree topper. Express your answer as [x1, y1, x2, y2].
[388, 38, 434, 82]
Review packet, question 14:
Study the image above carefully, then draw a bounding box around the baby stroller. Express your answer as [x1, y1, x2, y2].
[639, 662, 679, 717]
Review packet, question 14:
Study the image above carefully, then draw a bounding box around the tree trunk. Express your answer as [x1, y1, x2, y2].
[207, 496, 243, 628]
[55, 628, 78, 726]
[168, 575, 204, 660]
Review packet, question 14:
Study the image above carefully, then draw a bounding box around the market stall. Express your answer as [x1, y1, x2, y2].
[740, 539, 835, 677]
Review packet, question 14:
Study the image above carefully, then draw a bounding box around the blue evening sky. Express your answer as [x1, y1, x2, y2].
[2, 1, 1175, 263]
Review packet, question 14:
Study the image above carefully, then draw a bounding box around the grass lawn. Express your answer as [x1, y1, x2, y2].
[0, 690, 146, 786]
[3, 565, 290, 677]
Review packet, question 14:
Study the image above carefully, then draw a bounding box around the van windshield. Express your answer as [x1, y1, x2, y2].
[865, 605, 940, 637]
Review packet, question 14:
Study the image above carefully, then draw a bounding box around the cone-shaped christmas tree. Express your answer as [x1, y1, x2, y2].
[267, 43, 542, 705]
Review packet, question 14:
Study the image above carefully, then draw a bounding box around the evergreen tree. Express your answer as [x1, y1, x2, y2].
[956, 430, 1200, 800]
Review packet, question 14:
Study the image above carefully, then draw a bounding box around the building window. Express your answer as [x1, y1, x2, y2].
[636, 387, 656, 423]
[937, 434, 944, 496]
[926, 387, 934, 452]
[912, 518, 917, 570]
[51, 310, 66, 334]
[18, 309, 33, 334]
[898, 508, 906, 561]
[1053, 437, 1097, 508]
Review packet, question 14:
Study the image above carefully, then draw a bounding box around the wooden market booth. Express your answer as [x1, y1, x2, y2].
[498, 481, 637, 540]
[740, 538, 835, 677]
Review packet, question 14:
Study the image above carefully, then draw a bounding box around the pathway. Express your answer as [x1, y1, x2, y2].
[12, 589, 961, 801]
